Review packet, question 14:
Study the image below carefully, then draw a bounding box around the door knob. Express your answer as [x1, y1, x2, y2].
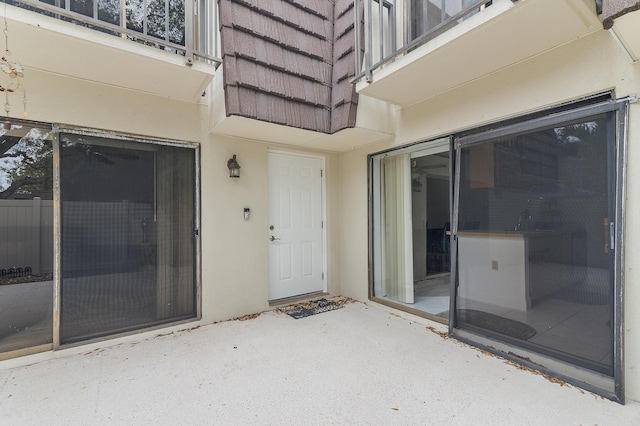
[270, 236, 280, 241]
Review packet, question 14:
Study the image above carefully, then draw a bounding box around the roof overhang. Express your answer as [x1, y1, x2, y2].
[210, 114, 393, 153]
[209, 72, 394, 152]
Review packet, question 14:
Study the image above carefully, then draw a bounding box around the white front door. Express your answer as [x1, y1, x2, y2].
[268, 152, 324, 300]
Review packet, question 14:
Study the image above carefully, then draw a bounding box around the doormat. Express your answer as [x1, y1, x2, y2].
[457, 309, 537, 341]
[278, 297, 353, 319]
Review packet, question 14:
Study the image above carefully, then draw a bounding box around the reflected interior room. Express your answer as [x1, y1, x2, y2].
[410, 152, 451, 316]
[456, 113, 614, 375]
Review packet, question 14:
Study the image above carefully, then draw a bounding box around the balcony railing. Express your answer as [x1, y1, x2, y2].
[9, 0, 221, 65]
[355, 0, 495, 82]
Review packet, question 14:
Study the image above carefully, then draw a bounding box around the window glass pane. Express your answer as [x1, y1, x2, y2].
[70, 0, 95, 18]
[97, 0, 121, 26]
[409, 0, 486, 42]
[456, 113, 614, 375]
[0, 123, 54, 353]
[168, 0, 185, 45]
[147, 0, 166, 40]
[372, 144, 451, 317]
[126, 0, 144, 34]
[60, 134, 195, 343]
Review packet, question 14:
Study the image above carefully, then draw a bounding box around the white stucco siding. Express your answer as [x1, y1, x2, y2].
[199, 137, 342, 321]
[24, 68, 206, 143]
[199, 137, 271, 321]
[396, 31, 637, 146]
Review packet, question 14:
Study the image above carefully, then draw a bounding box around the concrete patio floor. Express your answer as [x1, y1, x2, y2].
[1, 300, 640, 425]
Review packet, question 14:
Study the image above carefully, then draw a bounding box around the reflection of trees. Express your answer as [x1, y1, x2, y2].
[554, 121, 599, 145]
[0, 128, 53, 199]
[553, 118, 608, 195]
[67, 0, 185, 45]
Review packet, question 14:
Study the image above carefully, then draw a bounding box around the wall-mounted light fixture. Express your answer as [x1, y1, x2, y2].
[227, 154, 240, 178]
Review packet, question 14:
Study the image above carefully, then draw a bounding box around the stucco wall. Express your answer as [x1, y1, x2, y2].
[200, 134, 341, 322]
[16, 66, 342, 332]
[24, 68, 205, 143]
[337, 30, 640, 401]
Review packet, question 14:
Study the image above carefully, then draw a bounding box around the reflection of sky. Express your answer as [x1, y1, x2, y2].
[0, 162, 10, 190]
[0, 157, 17, 190]
[0, 126, 47, 192]
[554, 121, 598, 143]
[0, 128, 10, 191]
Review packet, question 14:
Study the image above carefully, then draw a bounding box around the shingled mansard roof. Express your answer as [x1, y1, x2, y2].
[602, 0, 640, 29]
[219, 0, 361, 134]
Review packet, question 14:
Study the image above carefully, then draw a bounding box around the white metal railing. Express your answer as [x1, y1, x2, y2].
[9, 0, 221, 65]
[355, 0, 494, 83]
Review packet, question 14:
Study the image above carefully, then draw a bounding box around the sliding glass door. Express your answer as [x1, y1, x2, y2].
[1, 122, 199, 355]
[371, 138, 452, 319]
[452, 100, 626, 399]
[369, 97, 626, 400]
[59, 134, 197, 343]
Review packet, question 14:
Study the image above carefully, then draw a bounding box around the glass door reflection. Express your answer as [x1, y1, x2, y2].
[0, 123, 54, 354]
[455, 113, 615, 375]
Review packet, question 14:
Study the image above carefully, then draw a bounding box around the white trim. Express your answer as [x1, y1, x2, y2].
[608, 27, 638, 64]
[410, 138, 450, 158]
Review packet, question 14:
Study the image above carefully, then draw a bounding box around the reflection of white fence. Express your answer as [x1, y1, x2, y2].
[0, 198, 53, 275]
[62, 201, 155, 275]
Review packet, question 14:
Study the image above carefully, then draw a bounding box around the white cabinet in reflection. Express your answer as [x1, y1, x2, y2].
[457, 232, 529, 311]
[457, 231, 586, 312]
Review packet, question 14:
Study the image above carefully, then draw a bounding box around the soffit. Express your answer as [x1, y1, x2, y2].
[211, 115, 392, 153]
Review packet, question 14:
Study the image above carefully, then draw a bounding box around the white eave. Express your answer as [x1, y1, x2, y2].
[209, 113, 394, 153]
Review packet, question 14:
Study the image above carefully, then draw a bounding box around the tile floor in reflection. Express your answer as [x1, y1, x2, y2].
[378, 271, 612, 368]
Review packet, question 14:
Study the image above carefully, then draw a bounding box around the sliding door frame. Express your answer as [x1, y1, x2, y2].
[448, 98, 629, 403]
[51, 124, 201, 350]
[368, 137, 453, 323]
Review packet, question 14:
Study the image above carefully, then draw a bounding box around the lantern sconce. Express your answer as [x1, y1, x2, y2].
[227, 154, 240, 178]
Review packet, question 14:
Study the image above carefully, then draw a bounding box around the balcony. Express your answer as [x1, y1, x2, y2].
[6, 0, 221, 101]
[354, 0, 602, 107]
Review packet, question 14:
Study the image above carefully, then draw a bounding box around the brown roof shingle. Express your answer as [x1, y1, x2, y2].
[602, 0, 640, 29]
[220, 0, 360, 135]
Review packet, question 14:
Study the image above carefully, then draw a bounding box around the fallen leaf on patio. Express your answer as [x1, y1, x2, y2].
[235, 313, 261, 321]
[426, 326, 447, 339]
